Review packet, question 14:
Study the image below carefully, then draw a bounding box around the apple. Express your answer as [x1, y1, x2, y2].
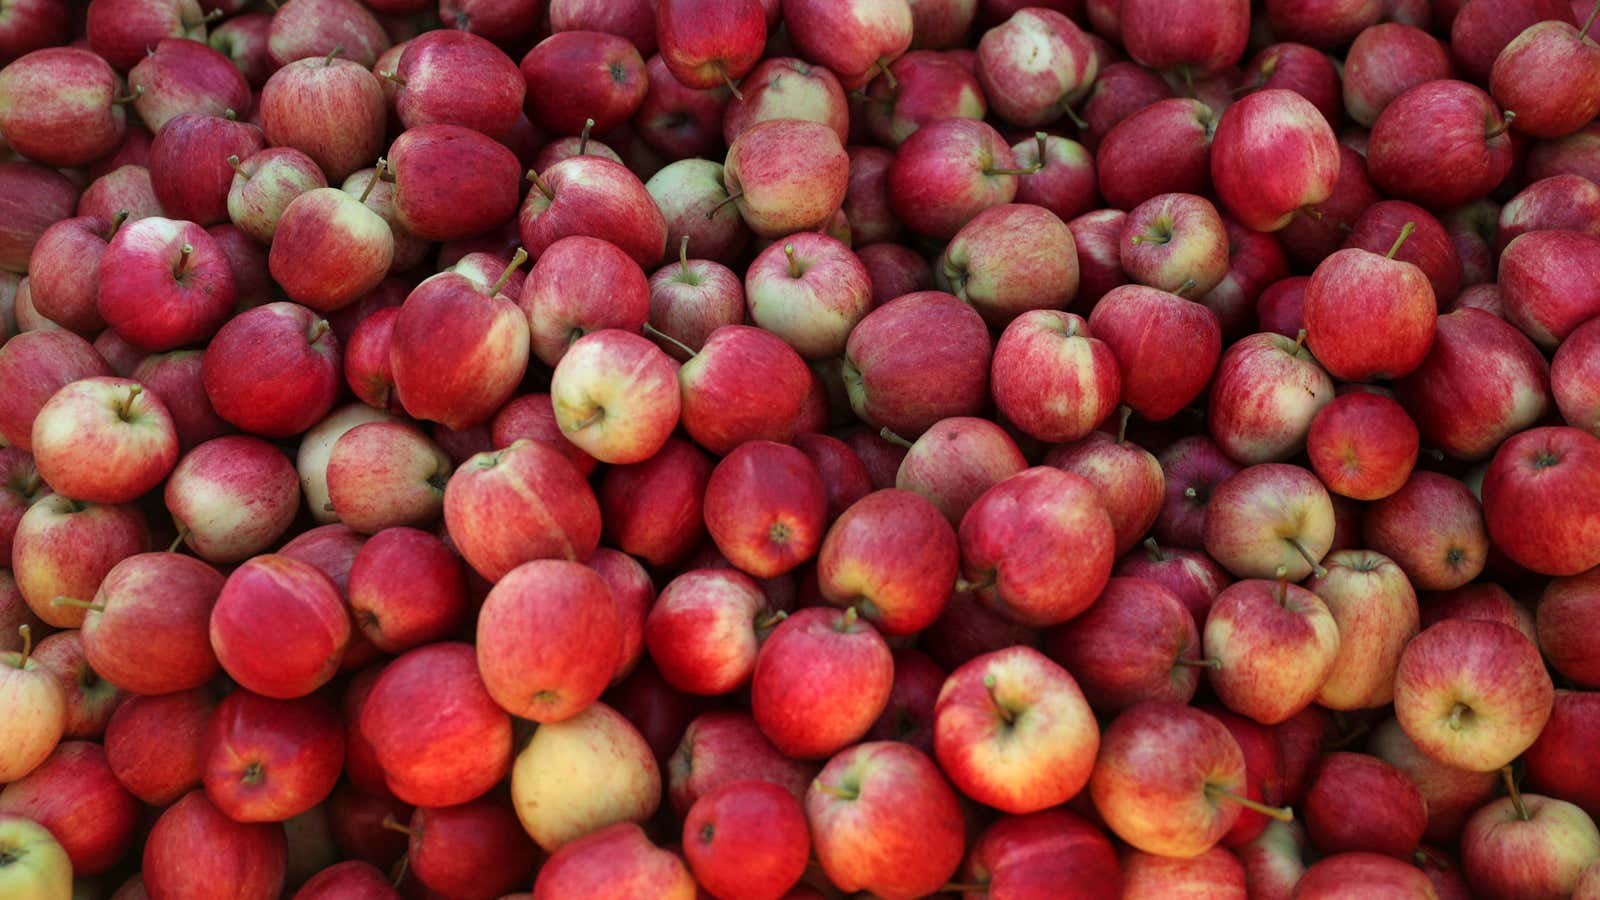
[264, 0, 390, 68]
[645, 158, 749, 266]
[1526, 691, 1600, 818]
[166, 435, 299, 563]
[12, 495, 148, 630]
[78, 165, 164, 225]
[598, 438, 711, 570]
[532, 823, 695, 900]
[387, 799, 535, 899]
[1204, 575, 1340, 724]
[210, 554, 348, 700]
[861, 51, 984, 149]
[521, 30, 648, 136]
[1011, 132, 1098, 224]
[647, 243, 745, 359]
[1499, 229, 1600, 350]
[346, 527, 464, 654]
[0, 162, 78, 275]
[940, 203, 1079, 327]
[268, 188, 393, 315]
[957, 809, 1121, 898]
[389, 29, 523, 139]
[293, 861, 396, 900]
[1207, 331, 1335, 465]
[683, 779, 808, 900]
[0, 815, 72, 900]
[208, 12, 273, 88]
[259, 54, 386, 185]
[1119, 193, 1229, 298]
[635, 54, 730, 160]
[643, 568, 773, 696]
[843, 290, 993, 437]
[27, 214, 122, 335]
[667, 710, 815, 817]
[781, 0, 915, 89]
[511, 701, 660, 851]
[888, 117, 1029, 240]
[1293, 851, 1441, 898]
[340, 309, 403, 414]
[658, 0, 765, 94]
[865, 647, 943, 753]
[441, 439, 601, 583]
[751, 606, 893, 759]
[97, 217, 236, 353]
[0, 0, 70, 63]
[387, 123, 522, 243]
[142, 791, 287, 900]
[1088, 285, 1222, 422]
[1122, 847, 1247, 897]
[103, 688, 216, 806]
[1120, 0, 1248, 72]
[1540, 568, 1600, 688]
[1368, 716, 1500, 846]
[1302, 751, 1426, 858]
[1153, 436, 1243, 551]
[1305, 229, 1438, 383]
[860, 242, 934, 307]
[805, 741, 965, 898]
[201, 690, 344, 824]
[1394, 617, 1554, 772]
[1367, 80, 1515, 209]
[492, 394, 598, 476]
[703, 440, 827, 579]
[127, 37, 251, 133]
[1482, 426, 1600, 576]
[1203, 463, 1335, 581]
[223, 148, 327, 244]
[29, 376, 177, 505]
[1497, 174, 1600, 254]
[1113, 539, 1232, 623]
[676, 325, 810, 455]
[812, 488, 954, 635]
[1306, 392, 1420, 501]
[0, 624, 65, 783]
[1211, 89, 1339, 232]
[722, 118, 849, 240]
[521, 235, 649, 368]
[1462, 783, 1600, 900]
[895, 416, 1026, 527]
[323, 421, 450, 534]
[990, 310, 1119, 445]
[1300, 549, 1420, 710]
[1044, 418, 1163, 556]
[746, 233, 871, 360]
[1491, 12, 1600, 139]
[548, 329, 680, 466]
[27, 631, 122, 740]
[73, 552, 223, 696]
[975, 7, 1097, 127]
[1045, 576, 1209, 713]
[0, 47, 126, 167]
[520, 155, 668, 268]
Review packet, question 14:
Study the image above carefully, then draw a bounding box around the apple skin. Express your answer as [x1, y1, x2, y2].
[1089, 701, 1246, 858]
[816, 488, 957, 636]
[341, 310, 403, 414]
[598, 438, 710, 570]
[143, 790, 288, 900]
[477, 559, 619, 722]
[1204, 577, 1340, 725]
[1461, 792, 1600, 900]
[79, 552, 224, 696]
[1088, 284, 1223, 422]
[443, 439, 600, 583]
[201, 301, 340, 439]
[1368, 80, 1515, 210]
[12, 495, 148, 630]
[723, 118, 850, 240]
[933, 645, 1099, 814]
[30, 376, 179, 505]
[167, 435, 300, 564]
[97, 217, 236, 354]
[201, 690, 344, 824]
[0, 47, 126, 168]
[990, 310, 1120, 445]
[1395, 308, 1552, 461]
[1497, 174, 1600, 255]
[975, 7, 1097, 128]
[804, 741, 966, 899]
[521, 30, 647, 136]
[1482, 426, 1600, 576]
[1046, 576, 1207, 714]
[512, 701, 661, 851]
[746, 232, 871, 359]
[1540, 569, 1600, 688]
[345, 527, 464, 655]
[862, 51, 984, 150]
[677, 325, 810, 455]
[361, 642, 511, 808]
[0, 741, 139, 877]
[1343, 201, 1461, 305]
[781, 0, 914, 90]
[384, 124, 522, 245]
[635, 52, 729, 160]
[1526, 691, 1600, 818]
[104, 687, 217, 806]
[703, 440, 828, 579]
[1368, 715, 1499, 846]
[1210, 89, 1339, 232]
[261, 54, 387, 186]
[958, 809, 1121, 898]
[1421, 583, 1537, 643]
[210, 555, 350, 701]
[1291, 851, 1441, 899]
[1011, 132, 1098, 224]
[268, 188, 393, 315]
[960, 466, 1116, 628]
[1121, 846, 1247, 897]
[1202, 463, 1334, 582]
[751, 606, 893, 760]
[888, 117, 1024, 240]
[78, 164, 164, 225]
[0, 162, 77, 275]
[391, 29, 523, 139]
[225, 147, 328, 245]
[1394, 618, 1554, 772]
[1499, 230, 1600, 350]
[520, 155, 668, 268]
[293, 861, 397, 900]
[127, 37, 251, 134]
[896, 417, 1026, 527]
[0, 450, 44, 563]
[843, 290, 992, 438]
[264, 0, 391, 69]
[1114, 539, 1232, 624]
[27, 214, 120, 334]
[1344, 25, 1459, 124]
[1045, 426, 1164, 556]
[28, 631, 122, 741]
[532, 823, 695, 900]
[1307, 392, 1420, 501]
[1304, 549, 1419, 710]
[550, 329, 680, 466]
[647, 254, 745, 359]
[1491, 16, 1600, 139]
[645, 159, 749, 267]
[1207, 331, 1335, 465]
[1302, 751, 1426, 859]
[208, 12, 273, 88]
[521, 235, 649, 368]
[148, 114, 265, 229]
[1119, 0, 1246, 71]
[940, 202, 1080, 328]
[683, 779, 808, 900]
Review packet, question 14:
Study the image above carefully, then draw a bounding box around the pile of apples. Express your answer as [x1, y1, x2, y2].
[5, 0, 1600, 895]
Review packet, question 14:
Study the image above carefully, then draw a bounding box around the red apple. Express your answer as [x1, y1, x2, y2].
[531, 823, 694, 899]
[142, 791, 287, 900]
[201, 690, 344, 823]
[1499, 229, 1600, 350]
[521, 30, 648, 136]
[751, 607, 893, 759]
[29, 377, 177, 504]
[1211, 89, 1340, 232]
[391, 798, 536, 899]
[0, 47, 127, 167]
[597, 438, 710, 569]
[127, 37, 251, 133]
[888, 117, 1026, 240]
[668, 710, 814, 817]
[1207, 331, 1335, 465]
[975, 7, 1097, 127]
[77, 552, 223, 695]
[1303, 751, 1426, 858]
[958, 809, 1122, 898]
[1293, 851, 1440, 898]
[1046, 576, 1209, 713]
[645, 158, 749, 267]
[683, 779, 808, 900]
[1087, 284, 1222, 422]
[0, 162, 78, 275]
[477, 558, 619, 722]
[1526, 691, 1600, 818]
[722, 118, 849, 239]
[1461, 786, 1600, 900]
[816, 488, 957, 636]
[862, 51, 983, 149]
[1204, 575, 1340, 724]
[703, 440, 827, 579]
[27, 214, 122, 334]
[676, 325, 810, 455]
[97, 217, 236, 353]
[520, 235, 649, 368]
[781, 0, 914, 89]
[166, 435, 299, 563]
[1482, 426, 1600, 575]
[0, 741, 139, 875]
[441, 439, 601, 583]
[1120, 0, 1247, 72]
[387, 123, 521, 243]
[1307, 392, 1420, 501]
[104, 688, 216, 806]
[520, 155, 667, 268]
[210, 554, 348, 700]
[843, 290, 992, 436]
[895, 416, 1027, 527]
[346, 527, 465, 654]
[1491, 14, 1600, 139]
[259, 55, 387, 184]
[12, 495, 148, 630]
[1367, 80, 1515, 209]
[550, 330, 680, 465]
[265, 0, 390, 69]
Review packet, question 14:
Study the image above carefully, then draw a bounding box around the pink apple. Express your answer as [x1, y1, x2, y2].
[751, 607, 893, 759]
[12, 495, 148, 630]
[1207, 331, 1335, 465]
[78, 551, 223, 696]
[843, 290, 992, 436]
[520, 235, 649, 368]
[1203, 463, 1335, 581]
[703, 440, 827, 579]
[745, 232, 871, 359]
[0, 47, 127, 167]
[975, 7, 1097, 127]
[598, 438, 711, 569]
[781, 0, 915, 89]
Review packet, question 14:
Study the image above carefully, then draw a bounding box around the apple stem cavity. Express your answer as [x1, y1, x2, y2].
[111, 85, 144, 105]
[878, 427, 914, 450]
[490, 248, 529, 296]
[643, 322, 696, 358]
[359, 159, 388, 204]
[1501, 766, 1531, 821]
[706, 191, 743, 218]
[527, 169, 555, 200]
[982, 672, 1016, 724]
[116, 385, 142, 421]
[1286, 539, 1327, 578]
[1386, 222, 1417, 259]
[1447, 701, 1470, 731]
[174, 243, 194, 280]
[1204, 783, 1295, 821]
[567, 410, 604, 432]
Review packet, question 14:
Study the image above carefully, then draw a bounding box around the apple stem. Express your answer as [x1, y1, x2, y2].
[391, 854, 409, 889]
[642, 322, 696, 358]
[174, 243, 194, 279]
[1582, 0, 1600, 38]
[117, 384, 142, 420]
[1060, 101, 1087, 130]
[112, 85, 144, 105]
[1034, 132, 1049, 167]
[876, 58, 898, 91]
[380, 816, 416, 837]
[527, 169, 555, 200]
[1143, 537, 1166, 561]
[955, 573, 996, 594]
[877, 427, 914, 450]
[1447, 701, 1469, 732]
[226, 155, 245, 179]
[983, 159, 1044, 177]
[1176, 657, 1221, 669]
[1181, 64, 1196, 99]
[307, 319, 330, 344]
[200, 7, 223, 21]
[323, 45, 344, 66]
[1301, 206, 1325, 222]
[16, 624, 32, 664]
[567, 410, 603, 431]
[489, 248, 529, 296]
[983, 673, 1016, 724]
[380, 70, 404, 85]
[1293, 329, 1307, 353]
[359, 159, 387, 204]
[1386, 222, 1416, 260]
[940, 883, 989, 894]
[811, 780, 859, 800]
[1115, 405, 1132, 443]
[1486, 110, 1516, 139]
[51, 596, 106, 612]
[836, 606, 859, 631]
[706, 191, 742, 219]
[719, 65, 745, 101]
[1275, 565, 1290, 606]
[110, 209, 129, 235]
[1184, 486, 1199, 499]
[1205, 784, 1295, 821]
[784, 243, 802, 279]
[1501, 766, 1531, 821]
[1173, 277, 1198, 297]
[577, 117, 594, 156]
[753, 610, 787, 631]
[167, 527, 189, 553]
[1286, 539, 1327, 578]
[1421, 447, 1445, 461]
[223, 108, 237, 121]
[677, 235, 691, 277]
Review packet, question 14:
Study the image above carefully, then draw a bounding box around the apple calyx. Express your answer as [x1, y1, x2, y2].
[783, 244, 804, 279]
[1286, 539, 1328, 578]
[1203, 782, 1295, 821]
[643, 322, 696, 358]
[358, 159, 388, 204]
[1501, 766, 1532, 822]
[111, 85, 144, 106]
[1386, 222, 1417, 260]
[705, 191, 743, 219]
[241, 761, 265, 786]
[878, 427, 914, 450]
[173, 243, 195, 280]
[489, 248, 529, 297]
[527, 169, 555, 200]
